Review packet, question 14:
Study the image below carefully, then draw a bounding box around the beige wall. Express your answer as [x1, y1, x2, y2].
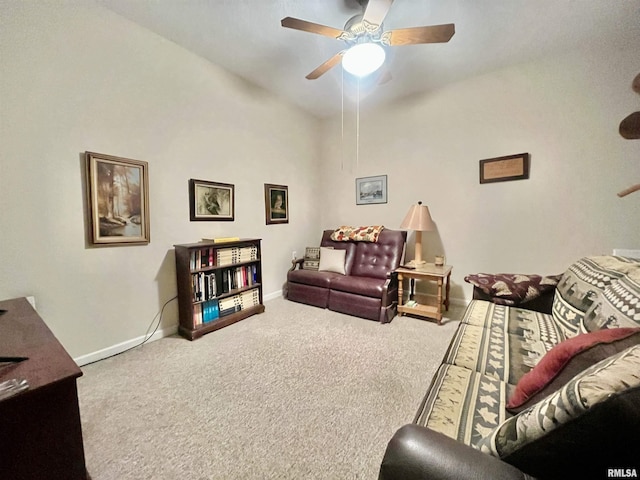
[320, 46, 640, 300]
[1, 2, 638, 362]
[0, 2, 321, 361]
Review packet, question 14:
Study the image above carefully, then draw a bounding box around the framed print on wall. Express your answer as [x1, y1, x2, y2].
[479, 152, 530, 184]
[85, 151, 150, 246]
[264, 184, 288, 225]
[189, 179, 235, 221]
[356, 175, 387, 205]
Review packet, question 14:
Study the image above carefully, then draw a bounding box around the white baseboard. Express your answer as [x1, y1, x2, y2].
[76, 293, 283, 366]
[74, 324, 178, 367]
[264, 290, 283, 302]
[449, 297, 469, 308]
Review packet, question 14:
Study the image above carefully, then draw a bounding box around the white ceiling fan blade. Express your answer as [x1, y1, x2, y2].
[362, 0, 394, 29]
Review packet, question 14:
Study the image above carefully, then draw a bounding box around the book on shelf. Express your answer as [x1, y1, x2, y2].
[214, 265, 258, 292]
[218, 295, 241, 317]
[193, 303, 202, 326]
[216, 245, 259, 266]
[239, 289, 260, 309]
[192, 271, 219, 302]
[191, 247, 216, 270]
[217, 289, 261, 318]
[202, 298, 220, 324]
[202, 237, 241, 243]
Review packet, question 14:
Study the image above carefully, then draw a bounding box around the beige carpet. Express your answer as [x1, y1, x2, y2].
[78, 297, 464, 479]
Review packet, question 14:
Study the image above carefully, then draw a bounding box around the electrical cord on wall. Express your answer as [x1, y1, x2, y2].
[81, 295, 177, 367]
[138, 295, 178, 348]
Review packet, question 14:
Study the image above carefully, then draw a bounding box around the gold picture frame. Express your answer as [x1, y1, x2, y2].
[479, 153, 530, 184]
[85, 151, 150, 246]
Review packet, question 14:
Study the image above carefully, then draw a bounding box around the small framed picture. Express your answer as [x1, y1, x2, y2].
[85, 151, 150, 246]
[479, 153, 530, 184]
[189, 179, 234, 221]
[356, 175, 387, 205]
[264, 184, 289, 225]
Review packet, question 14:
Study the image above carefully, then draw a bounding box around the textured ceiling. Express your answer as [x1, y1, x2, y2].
[99, 0, 640, 118]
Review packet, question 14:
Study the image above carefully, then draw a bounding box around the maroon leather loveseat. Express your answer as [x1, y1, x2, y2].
[286, 229, 407, 323]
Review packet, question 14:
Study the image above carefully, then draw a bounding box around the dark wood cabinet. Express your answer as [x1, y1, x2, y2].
[0, 297, 88, 480]
[174, 238, 265, 340]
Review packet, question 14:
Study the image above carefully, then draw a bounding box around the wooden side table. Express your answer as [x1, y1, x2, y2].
[396, 264, 453, 324]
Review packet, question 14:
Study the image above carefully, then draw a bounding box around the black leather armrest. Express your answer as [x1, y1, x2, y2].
[381, 271, 399, 306]
[379, 425, 537, 480]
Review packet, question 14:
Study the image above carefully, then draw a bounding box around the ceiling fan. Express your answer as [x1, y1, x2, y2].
[281, 0, 455, 80]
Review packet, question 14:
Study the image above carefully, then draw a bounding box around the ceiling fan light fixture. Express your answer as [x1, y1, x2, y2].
[342, 42, 385, 77]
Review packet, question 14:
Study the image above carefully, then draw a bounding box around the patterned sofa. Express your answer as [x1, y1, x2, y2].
[380, 256, 640, 480]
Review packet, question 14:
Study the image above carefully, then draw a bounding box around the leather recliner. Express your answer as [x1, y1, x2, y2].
[287, 229, 407, 323]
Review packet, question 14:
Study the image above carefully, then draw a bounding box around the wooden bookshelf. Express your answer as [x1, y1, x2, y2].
[174, 238, 265, 340]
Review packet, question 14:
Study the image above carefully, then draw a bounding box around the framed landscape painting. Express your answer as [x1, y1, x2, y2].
[356, 175, 387, 205]
[189, 179, 235, 221]
[264, 183, 288, 225]
[85, 151, 150, 246]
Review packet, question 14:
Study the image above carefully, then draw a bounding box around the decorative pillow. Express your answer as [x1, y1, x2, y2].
[582, 267, 640, 332]
[330, 225, 384, 242]
[506, 327, 640, 413]
[318, 247, 346, 275]
[551, 256, 637, 338]
[464, 273, 561, 306]
[477, 345, 640, 460]
[555, 256, 637, 310]
[302, 247, 321, 270]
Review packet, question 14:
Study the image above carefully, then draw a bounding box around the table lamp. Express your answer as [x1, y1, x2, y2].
[400, 201, 435, 266]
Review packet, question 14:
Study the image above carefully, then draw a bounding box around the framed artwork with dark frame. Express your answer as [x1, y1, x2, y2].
[479, 153, 530, 184]
[264, 184, 289, 225]
[189, 179, 234, 221]
[356, 175, 387, 205]
[85, 151, 150, 246]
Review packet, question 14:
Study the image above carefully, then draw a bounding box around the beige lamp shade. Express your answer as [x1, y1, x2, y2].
[400, 201, 435, 264]
[400, 201, 436, 231]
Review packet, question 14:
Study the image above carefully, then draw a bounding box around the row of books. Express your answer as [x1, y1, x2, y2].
[193, 298, 221, 325]
[192, 288, 261, 327]
[189, 245, 259, 270]
[216, 245, 259, 266]
[191, 247, 215, 270]
[192, 265, 259, 302]
[220, 289, 261, 315]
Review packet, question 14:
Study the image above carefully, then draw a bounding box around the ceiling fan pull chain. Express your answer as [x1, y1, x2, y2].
[356, 78, 360, 170]
[341, 66, 345, 172]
